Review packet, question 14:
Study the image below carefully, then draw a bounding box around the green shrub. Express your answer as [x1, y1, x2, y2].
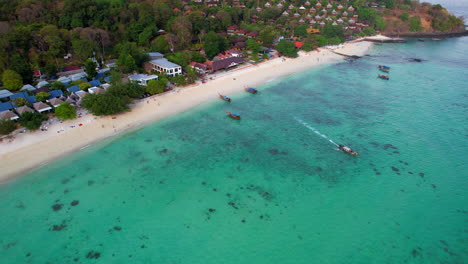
[0, 119, 17, 135]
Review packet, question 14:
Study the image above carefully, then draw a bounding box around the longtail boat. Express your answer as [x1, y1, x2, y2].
[245, 87, 258, 94]
[378, 74, 389, 80]
[219, 93, 231, 102]
[378, 65, 391, 70]
[418, 38, 425, 42]
[431, 38, 443, 41]
[379, 67, 390, 73]
[226, 111, 241, 120]
[338, 144, 358, 156]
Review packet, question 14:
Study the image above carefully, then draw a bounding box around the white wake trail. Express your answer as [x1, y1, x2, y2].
[294, 117, 339, 147]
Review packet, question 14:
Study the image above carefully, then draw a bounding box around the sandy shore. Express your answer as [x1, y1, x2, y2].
[0, 40, 373, 183]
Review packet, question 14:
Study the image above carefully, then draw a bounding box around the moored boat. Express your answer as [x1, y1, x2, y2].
[418, 38, 425, 42]
[378, 74, 389, 80]
[245, 87, 258, 94]
[338, 144, 358, 155]
[379, 68, 390, 73]
[431, 38, 443, 41]
[226, 111, 241, 120]
[219, 93, 231, 102]
[378, 65, 391, 70]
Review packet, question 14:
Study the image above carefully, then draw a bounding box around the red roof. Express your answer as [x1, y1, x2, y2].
[294, 41, 304, 48]
[33, 70, 42, 76]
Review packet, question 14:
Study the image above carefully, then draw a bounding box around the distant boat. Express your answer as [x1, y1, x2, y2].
[378, 65, 391, 70]
[338, 144, 358, 156]
[226, 111, 241, 120]
[379, 67, 390, 73]
[378, 74, 389, 80]
[431, 38, 443, 41]
[344, 56, 356, 62]
[219, 93, 231, 102]
[245, 87, 258, 94]
[418, 38, 425, 42]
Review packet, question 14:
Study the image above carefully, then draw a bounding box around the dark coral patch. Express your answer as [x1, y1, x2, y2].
[52, 204, 63, 211]
[391, 167, 399, 172]
[86, 251, 101, 259]
[113, 226, 122, 231]
[419, 172, 425, 177]
[70, 200, 79, 206]
[268, 149, 279, 155]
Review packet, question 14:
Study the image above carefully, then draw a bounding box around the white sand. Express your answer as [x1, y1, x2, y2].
[0, 41, 373, 182]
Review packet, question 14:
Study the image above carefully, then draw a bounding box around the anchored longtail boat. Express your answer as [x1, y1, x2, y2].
[226, 111, 241, 120]
[219, 93, 231, 102]
[338, 144, 358, 156]
[245, 87, 258, 94]
[378, 74, 389, 80]
[378, 65, 391, 70]
[379, 67, 390, 73]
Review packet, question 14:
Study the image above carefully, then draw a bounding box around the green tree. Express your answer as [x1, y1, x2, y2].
[246, 39, 261, 61]
[151, 35, 170, 53]
[51, 81, 66, 92]
[117, 54, 137, 73]
[400, 13, 409, 21]
[409, 16, 422, 32]
[19, 112, 47, 130]
[276, 40, 298, 57]
[36, 92, 50, 102]
[41, 65, 57, 78]
[185, 66, 199, 84]
[259, 26, 278, 47]
[108, 82, 145, 99]
[10, 55, 33, 84]
[145, 79, 166, 95]
[79, 82, 91, 91]
[84, 58, 97, 79]
[13, 98, 28, 107]
[0, 118, 17, 135]
[2, 70, 23, 91]
[81, 93, 129, 116]
[55, 103, 77, 120]
[203, 31, 227, 59]
[294, 24, 308, 38]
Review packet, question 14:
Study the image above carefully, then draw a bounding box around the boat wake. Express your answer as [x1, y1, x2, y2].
[294, 117, 339, 147]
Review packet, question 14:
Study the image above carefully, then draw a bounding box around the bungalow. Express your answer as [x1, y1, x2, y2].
[21, 84, 36, 92]
[0, 110, 19, 121]
[65, 97, 77, 105]
[67, 85, 80, 93]
[37, 80, 49, 88]
[305, 1, 311, 6]
[337, 4, 343, 10]
[0, 89, 14, 99]
[255, 7, 262, 12]
[348, 6, 355, 12]
[33, 102, 52, 113]
[101, 83, 111, 90]
[288, 4, 294, 10]
[282, 11, 289, 16]
[298, 19, 305, 24]
[246, 31, 259, 38]
[10, 92, 29, 101]
[69, 72, 87, 81]
[74, 91, 88, 101]
[342, 11, 349, 17]
[326, 3, 332, 9]
[48, 98, 64, 108]
[128, 74, 159, 86]
[57, 76, 72, 84]
[189, 62, 208, 74]
[212, 57, 245, 71]
[49, 90, 64, 99]
[88, 87, 106, 94]
[276, 3, 283, 8]
[145, 59, 182, 77]
[15, 106, 34, 115]
[0, 102, 15, 112]
[227, 49, 243, 57]
[264, 2, 271, 7]
[315, 2, 322, 8]
[293, 12, 300, 18]
[310, 7, 316, 13]
[299, 6, 306, 11]
[89, 79, 101, 87]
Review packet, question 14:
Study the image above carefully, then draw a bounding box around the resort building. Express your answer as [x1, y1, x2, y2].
[48, 98, 64, 108]
[21, 84, 36, 92]
[0, 89, 14, 99]
[145, 59, 182, 77]
[33, 102, 52, 113]
[147, 52, 164, 60]
[128, 74, 159, 86]
[88, 87, 106, 94]
[0, 110, 19, 121]
[15, 106, 34, 115]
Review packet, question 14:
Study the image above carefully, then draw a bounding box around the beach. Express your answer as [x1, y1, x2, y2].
[0, 40, 373, 182]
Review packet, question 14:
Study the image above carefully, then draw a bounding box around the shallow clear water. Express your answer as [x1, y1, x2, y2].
[1, 38, 467, 263]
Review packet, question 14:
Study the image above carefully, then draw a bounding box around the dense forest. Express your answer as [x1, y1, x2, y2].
[0, 0, 464, 89]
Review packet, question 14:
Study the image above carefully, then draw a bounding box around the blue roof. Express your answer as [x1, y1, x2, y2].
[49, 90, 64, 98]
[104, 76, 111, 83]
[95, 72, 105, 79]
[89, 80, 102, 87]
[0, 102, 15, 112]
[26, 96, 37, 104]
[67, 85, 80, 93]
[10, 92, 29, 100]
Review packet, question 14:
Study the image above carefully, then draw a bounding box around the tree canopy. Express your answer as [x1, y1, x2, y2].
[55, 103, 77, 120]
[2, 69, 23, 91]
[19, 112, 47, 130]
[276, 40, 297, 58]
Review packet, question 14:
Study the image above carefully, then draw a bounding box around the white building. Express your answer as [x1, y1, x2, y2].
[145, 59, 182, 77]
[128, 74, 159, 86]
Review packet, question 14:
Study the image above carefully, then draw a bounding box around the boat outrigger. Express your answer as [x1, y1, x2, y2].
[226, 111, 241, 120]
[245, 87, 258, 94]
[338, 144, 358, 156]
[378, 74, 389, 80]
[219, 93, 231, 102]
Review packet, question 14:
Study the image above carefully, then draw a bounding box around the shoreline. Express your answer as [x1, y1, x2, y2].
[384, 29, 468, 38]
[0, 41, 373, 183]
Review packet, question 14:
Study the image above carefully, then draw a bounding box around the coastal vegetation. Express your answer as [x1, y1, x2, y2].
[0, 118, 16, 135]
[18, 112, 47, 130]
[55, 103, 77, 120]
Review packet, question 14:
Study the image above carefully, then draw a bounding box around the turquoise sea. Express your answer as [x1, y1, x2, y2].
[1, 37, 468, 263]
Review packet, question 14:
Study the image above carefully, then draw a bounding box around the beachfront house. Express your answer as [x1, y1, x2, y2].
[0, 110, 19, 121]
[47, 98, 64, 108]
[21, 84, 36, 92]
[211, 57, 245, 72]
[15, 106, 34, 115]
[33, 102, 52, 113]
[0, 90, 14, 100]
[145, 59, 182, 77]
[88, 87, 106, 94]
[189, 62, 208, 75]
[128, 74, 159, 86]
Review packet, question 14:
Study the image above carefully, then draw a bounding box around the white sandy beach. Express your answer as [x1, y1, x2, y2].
[0, 40, 373, 183]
